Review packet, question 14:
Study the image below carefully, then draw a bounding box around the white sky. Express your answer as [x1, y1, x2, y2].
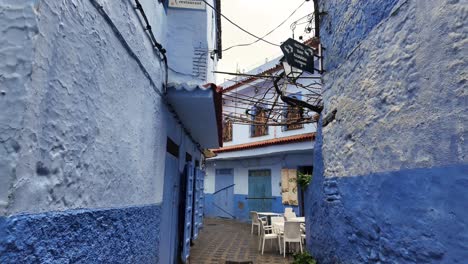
[216, 0, 315, 84]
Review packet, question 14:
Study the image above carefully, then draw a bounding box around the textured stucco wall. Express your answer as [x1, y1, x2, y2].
[0, 205, 161, 263]
[166, 0, 218, 84]
[0, 0, 167, 262]
[0, 0, 168, 216]
[0, 0, 213, 263]
[306, 0, 467, 263]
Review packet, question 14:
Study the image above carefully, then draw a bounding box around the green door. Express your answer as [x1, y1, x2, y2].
[248, 170, 273, 213]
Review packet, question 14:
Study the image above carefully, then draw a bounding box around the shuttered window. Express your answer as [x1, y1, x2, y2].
[285, 105, 304, 131]
[251, 107, 268, 137]
[223, 118, 233, 142]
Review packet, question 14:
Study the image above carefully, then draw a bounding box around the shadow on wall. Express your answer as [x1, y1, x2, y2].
[305, 121, 468, 264]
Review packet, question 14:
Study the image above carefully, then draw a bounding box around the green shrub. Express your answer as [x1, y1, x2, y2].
[297, 172, 312, 189]
[292, 251, 317, 264]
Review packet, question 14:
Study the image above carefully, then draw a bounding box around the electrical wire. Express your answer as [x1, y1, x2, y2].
[215, 70, 322, 79]
[290, 12, 315, 39]
[133, 0, 168, 92]
[201, 0, 279, 47]
[222, 0, 308, 52]
[220, 69, 323, 127]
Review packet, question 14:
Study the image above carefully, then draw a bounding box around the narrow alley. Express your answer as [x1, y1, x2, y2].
[0, 0, 466, 263]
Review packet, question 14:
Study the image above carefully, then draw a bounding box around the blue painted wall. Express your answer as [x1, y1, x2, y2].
[319, 0, 400, 71]
[306, 0, 468, 263]
[306, 120, 468, 263]
[205, 194, 299, 222]
[0, 205, 161, 264]
[0, 0, 216, 263]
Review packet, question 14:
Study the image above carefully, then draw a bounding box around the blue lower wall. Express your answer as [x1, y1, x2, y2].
[0, 204, 161, 264]
[305, 121, 468, 263]
[205, 194, 300, 222]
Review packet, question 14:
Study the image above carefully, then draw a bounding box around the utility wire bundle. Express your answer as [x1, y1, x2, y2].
[222, 72, 322, 127]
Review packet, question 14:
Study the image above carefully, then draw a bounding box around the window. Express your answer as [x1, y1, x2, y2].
[166, 137, 179, 157]
[285, 105, 304, 131]
[223, 118, 233, 142]
[251, 107, 268, 137]
[185, 152, 192, 162]
[249, 169, 271, 177]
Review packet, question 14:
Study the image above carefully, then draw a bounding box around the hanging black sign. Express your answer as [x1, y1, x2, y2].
[280, 38, 315, 74]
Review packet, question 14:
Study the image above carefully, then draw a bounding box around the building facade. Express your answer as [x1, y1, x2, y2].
[306, 0, 467, 263]
[205, 51, 321, 222]
[0, 0, 221, 263]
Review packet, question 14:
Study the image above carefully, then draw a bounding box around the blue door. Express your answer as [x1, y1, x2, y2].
[248, 170, 273, 213]
[214, 169, 235, 218]
[198, 169, 205, 229]
[192, 168, 203, 240]
[181, 162, 194, 263]
[160, 154, 180, 264]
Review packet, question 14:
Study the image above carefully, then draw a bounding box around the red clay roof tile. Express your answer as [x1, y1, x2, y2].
[211, 133, 316, 153]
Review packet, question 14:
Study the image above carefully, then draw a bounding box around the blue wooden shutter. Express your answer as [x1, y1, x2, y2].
[181, 162, 194, 263]
[192, 168, 202, 240]
[198, 169, 205, 229]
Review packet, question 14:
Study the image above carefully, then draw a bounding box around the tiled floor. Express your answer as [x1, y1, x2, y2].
[189, 218, 297, 264]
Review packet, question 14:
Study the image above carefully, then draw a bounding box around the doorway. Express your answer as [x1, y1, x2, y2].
[160, 152, 180, 264]
[214, 168, 235, 218]
[248, 169, 273, 213]
[297, 166, 313, 216]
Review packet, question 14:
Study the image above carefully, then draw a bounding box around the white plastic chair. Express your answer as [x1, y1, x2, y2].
[283, 221, 303, 257]
[271, 216, 284, 254]
[250, 211, 267, 235]
[284, 207, 294, 214]
[258, 219, 280, 255]
[271, 216, 284, 227]
[300, 223, 306, 244]
[284, 211, 297, 220]
[271, 216, 285, 253]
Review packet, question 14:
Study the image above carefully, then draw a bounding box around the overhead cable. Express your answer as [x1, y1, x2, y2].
[214, 70, 322, 79]
[201, 0, 279, 47]
[222, 0, 308, 52]
[134, 0, 168, 92]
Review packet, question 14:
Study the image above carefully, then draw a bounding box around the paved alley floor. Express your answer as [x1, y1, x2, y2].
[189, 218, 296, 264]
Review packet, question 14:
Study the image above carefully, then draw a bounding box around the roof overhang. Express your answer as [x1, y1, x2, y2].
[166, 83, 223, 149]
[209, 133, 315, 160]
[209, 140, 314, 161]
